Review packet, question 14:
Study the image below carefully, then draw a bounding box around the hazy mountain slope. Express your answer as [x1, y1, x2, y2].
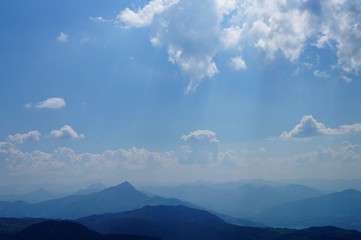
[0, 182, 192, 219]
[79, 205, 281, 240]
[257, 189, 361, 230]
[73, 183, 107, 196]
[79, 205, 361, 240]
[0, 188, 62, 203]
[143, 182, 321, 217]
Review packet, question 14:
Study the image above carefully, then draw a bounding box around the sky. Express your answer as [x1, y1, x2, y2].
[0, 0, 361, 191]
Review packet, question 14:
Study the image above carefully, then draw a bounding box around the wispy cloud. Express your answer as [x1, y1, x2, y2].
[57, 32, 68, 42]
[25, 97, 66, 109]
[280, 115, 361, 139]
[50, 125, 84, 139]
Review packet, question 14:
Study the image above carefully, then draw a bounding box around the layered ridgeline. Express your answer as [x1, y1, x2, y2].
[143, 181, 361, 231]
[1, 181, 361, 232]
[2, 206, 361, 240]
[256, 189, 361, 230]
[143, 182, 322, 217]
[0, 182, 192, 219]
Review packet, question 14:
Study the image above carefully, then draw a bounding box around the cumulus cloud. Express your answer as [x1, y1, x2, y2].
[230, 56, 246, 71]
[0, 143, 177, 186]
[114, 0, 361, 91]
[7, 131, 41, 144]
[57, 32, 68, 42]
[25, 97, 66, 109]
[280, 115, 361, 139]
[118, 0, 179, 28]
[50, 125, 85, 139]
[180, 130, 219, 165]
[313, 69, 329, 78]
[118, 0, 221, 92]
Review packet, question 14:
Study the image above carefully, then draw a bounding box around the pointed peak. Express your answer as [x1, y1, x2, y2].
[120, 181, 134, 188]
[106, 181, 136, 192]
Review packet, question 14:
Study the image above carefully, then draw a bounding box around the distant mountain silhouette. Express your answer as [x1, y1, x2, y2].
[74, 183, 107, 196]
[0, 182, 192, 219]
[0, 188, 63, 203]
[143, 182, 321, 217]
[257, 189, 361, 230]
[79, 205, 361, 240]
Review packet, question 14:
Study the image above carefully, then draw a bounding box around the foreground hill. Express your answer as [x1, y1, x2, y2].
[0, 182, 191, 219]
[0, 220, 161, 240]
[1, 206, 361, 240]
[79, 205, 361, 240]
[257, 189, 361, 231]
[79, 205, 280, 240]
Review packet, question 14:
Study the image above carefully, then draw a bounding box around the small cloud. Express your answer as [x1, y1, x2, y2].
[50, 125, 84, 139]
[180, 130, 219, 165]
[150, 36, 161, 46]
[341, 75, 352, 83]
[57, 32, 68, 42]
[25, 97, 66, 109]
[89, 16, 109, 23]
[7, 131, 41, 144]
[280, 115, 361, 140]
[313, 69, 329, 78]
[230, 56, 246, 71]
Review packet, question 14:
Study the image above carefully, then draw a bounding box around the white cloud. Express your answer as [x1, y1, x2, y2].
[315, 1, 361, 74]
[7, 131, 41, 144]
[114, 0, 361, 91]
[281, 115, 361, 139]
[118, 0, 179, 28]
[57, 32, 68, 42]
[0, 143, 178, 186]
[221, 26, 243, 49]
[50, 125, 85, 139]
[248, 7, 313, 61]
[180, 130, 219, 165]
[89, 16, 110, 23]
[230, 56, 246, 71]
[342, 75, 352, 83]
[118, 0, 221, 93]
[313, 69, 329, 78]
[25, 97, 66, 109]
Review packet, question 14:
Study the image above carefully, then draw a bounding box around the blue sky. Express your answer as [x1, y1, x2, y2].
[0, 0, 361, 190]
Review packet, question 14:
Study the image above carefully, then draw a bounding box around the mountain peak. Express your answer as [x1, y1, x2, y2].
[98, 181, 145, 199]
[115, 181, 136, 190]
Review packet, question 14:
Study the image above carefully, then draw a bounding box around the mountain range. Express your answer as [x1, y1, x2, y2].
[143, 182, 322, 217]
[0, 182, 191, 219]
[1, 181, 361, 232]
[256, 188, 361, 230]
[3, 205, 361, 240]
